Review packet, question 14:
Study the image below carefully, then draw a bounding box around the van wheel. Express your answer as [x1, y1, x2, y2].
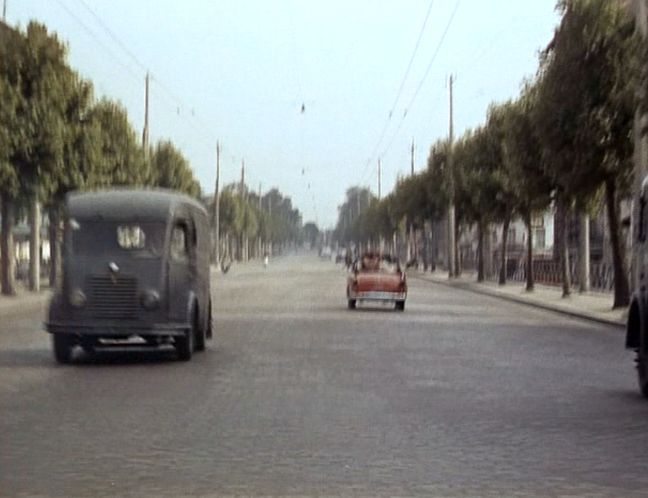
[52, 334, 75, 364]
[195, 308, 206, 352]
[206, 300, 213, 339]
[176, 323, 194, 362]
[637, 352, 648, 399]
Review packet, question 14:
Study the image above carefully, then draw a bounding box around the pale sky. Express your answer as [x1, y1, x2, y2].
[8, 1, 560, 228]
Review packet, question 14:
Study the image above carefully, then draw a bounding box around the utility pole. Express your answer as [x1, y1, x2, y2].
[258, 183, 262, 258]
[411, 139, 415, 176]
[213, 141, 220, 266]
[240, 160, 247, 261]
[3, 0, 7, 21]
[142, 72, 150, 152]
[378, 159, 382, 200]
[409, 138, 415, 263]
[447, 74, 456, 279]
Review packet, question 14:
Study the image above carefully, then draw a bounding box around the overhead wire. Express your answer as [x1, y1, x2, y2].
[53, 0, 142, 85]
[70, 0, 218, 146]
[357, 0, 437, 188]
[363, 0, 461, 187]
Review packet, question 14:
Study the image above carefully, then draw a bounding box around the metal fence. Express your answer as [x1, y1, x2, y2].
[489, 258, 616, 293]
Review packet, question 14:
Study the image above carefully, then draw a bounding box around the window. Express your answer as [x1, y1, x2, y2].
[71, 221, 165, 257]
[534, 228, 546, 249]
[117, 225, 146, 249]
[170, 224, 189, 261]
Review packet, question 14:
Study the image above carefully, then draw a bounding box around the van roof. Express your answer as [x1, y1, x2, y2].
[66, 189, 207, 221]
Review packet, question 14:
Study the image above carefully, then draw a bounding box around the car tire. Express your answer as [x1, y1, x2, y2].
[637, 351, 648, 399]
[52, 334, 75, 364]
[176, 314, 195, 361]
[395, 301, 405, 311]
[348, 299, 356, 310]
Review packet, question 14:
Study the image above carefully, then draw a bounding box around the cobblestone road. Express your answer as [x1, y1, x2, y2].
[1, 254, 647, 497]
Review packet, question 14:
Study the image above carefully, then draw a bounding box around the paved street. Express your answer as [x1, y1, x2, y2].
[1, 253, 648, 497]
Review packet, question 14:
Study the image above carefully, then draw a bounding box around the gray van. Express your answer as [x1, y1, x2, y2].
[45, 189, 212, 363]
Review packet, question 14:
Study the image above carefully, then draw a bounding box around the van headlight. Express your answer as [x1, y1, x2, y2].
[69, 289, 86, 308]
[140, 290, 160, 310]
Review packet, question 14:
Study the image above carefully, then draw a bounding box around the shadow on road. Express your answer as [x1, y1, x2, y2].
[0, 348, 51, 368]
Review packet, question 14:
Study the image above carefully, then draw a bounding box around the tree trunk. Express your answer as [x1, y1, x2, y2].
[578, 211, 590, 293]
[454, 221, 461, 277]
[605, 178, 630, 308]
[483, 222, 492, 279]
[560, 199, 571, 298]
[29, 198, 41, 292]
[499, 215, 510, 285]
[525, 210, 534, 292]
[1, 196, 16, 296]
[477, 219, 484, 282]
[447, 204, 455, 278]
[49, 205, 62, 288]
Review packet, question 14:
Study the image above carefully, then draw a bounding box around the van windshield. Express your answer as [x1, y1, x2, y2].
[70, 220, 166, 258]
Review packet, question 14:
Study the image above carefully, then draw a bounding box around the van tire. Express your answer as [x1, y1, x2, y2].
[638, 352, 648, 399]
[52, 334, 75, 364]
[206, 299, 213, 339]
[195, 307, 206, 352]
[176, 324, 194, 361]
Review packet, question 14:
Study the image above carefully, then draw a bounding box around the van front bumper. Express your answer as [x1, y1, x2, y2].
[45, 321, 190, 337]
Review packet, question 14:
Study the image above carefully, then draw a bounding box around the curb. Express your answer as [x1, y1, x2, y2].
[413, 274, 625, 329]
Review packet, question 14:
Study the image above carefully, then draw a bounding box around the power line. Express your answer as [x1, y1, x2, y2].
[59, 0, 219, 154]
[401, 0, 461, 122]
[53, 0, 142, 84]
[388, 0, 436, 117]
[357, 0, 436, 187]
[374, 0, 461, 166]
[74, 0, 148, 72]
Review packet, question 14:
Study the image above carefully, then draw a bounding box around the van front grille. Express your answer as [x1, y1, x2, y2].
[86, 274, 138, 319]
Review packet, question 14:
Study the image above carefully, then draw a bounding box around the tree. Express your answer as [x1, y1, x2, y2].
[303, 222, 320, 247]
[500, 91, 554, 291]
[150, 140, 201, 198]
[535, 0, 640, 307]
[91, 98, 149, 187]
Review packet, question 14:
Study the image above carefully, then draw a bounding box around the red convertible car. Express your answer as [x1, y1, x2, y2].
[347, 252, 407, 311]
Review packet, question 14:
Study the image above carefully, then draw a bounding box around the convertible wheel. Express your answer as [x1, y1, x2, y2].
[52, 334, 75, 364]
[637, 351, 648, 399]
[348, 299, 356, 310]
[395, 301, 405, 311]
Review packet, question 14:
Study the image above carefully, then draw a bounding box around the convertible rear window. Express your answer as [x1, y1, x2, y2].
[70, 220, 166, 257]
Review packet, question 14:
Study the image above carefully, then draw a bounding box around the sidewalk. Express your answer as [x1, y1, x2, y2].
[0, 283, 51, 316]
[413, 269, 627, 328]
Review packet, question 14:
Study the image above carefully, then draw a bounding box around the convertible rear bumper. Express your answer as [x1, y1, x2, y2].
[348, 291, 406, 301]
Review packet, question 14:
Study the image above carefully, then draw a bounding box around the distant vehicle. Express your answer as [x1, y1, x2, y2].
[319, 246, 332, 259]
[45, 189, 213, 363]
[347, 252, 407, 311]
[627, 176, 648, 398]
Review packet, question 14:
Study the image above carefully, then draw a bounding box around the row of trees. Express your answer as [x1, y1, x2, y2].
[335, 0, 642, 308]
[215, 184, 304, 262]
[0, 21, 201, 295]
